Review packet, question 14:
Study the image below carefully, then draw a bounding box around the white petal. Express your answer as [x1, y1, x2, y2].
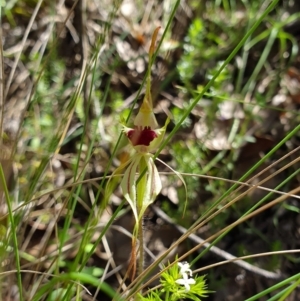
[175, 277, 195, 292]
[121, 155, 142, 223]
[187, 278, 196, 285]
[178, 262, 193, 277]
[175, 279, 185, 285]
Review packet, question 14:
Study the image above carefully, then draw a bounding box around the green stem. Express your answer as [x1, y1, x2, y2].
[134, 158, 147, 300]
[133, 210, 144, 301]
[138, 214, 144, 278]
[244, 273, 300, 301]
[0, 164, 23, 300]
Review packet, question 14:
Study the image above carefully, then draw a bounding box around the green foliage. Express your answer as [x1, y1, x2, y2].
[138, 262, 211, 301]
[170, 140, 203, 202]
[177, 18, 206, 84]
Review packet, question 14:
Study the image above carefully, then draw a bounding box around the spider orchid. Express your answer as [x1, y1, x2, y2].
[106, 28, 170, 279]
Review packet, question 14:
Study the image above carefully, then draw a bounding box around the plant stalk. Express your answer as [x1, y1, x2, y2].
[138, 212, 145, 278]
[134, 158, 148, 300]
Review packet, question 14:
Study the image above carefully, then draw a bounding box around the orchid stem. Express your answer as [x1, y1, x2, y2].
[134, 208, 145, 301]
[133, 208, 145, 301]
[138, 212, 145, 278]
[134, 158, 147, 299]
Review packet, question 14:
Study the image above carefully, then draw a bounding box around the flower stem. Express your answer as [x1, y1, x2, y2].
[134, 210, 145, 301]
[137, 213, 144, 278]
[134, 158, 147, 299]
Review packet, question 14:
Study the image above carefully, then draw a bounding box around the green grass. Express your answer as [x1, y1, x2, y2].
[1, 0, 300, 300]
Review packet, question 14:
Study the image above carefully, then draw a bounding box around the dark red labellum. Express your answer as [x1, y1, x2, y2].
[127, 127, 157, 146]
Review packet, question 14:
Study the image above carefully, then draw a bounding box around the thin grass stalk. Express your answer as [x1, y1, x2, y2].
[69, 33, 139, 295]
[67, 75, 112, 273]
[71, 75, 119, 276]
[16, 0, 81, 206]
[244, 273, 300, 301]
[242, 26, 279, 95]
[277, 277, 300, 301]
[176, 186, 300, 265]
[193, 250, 300, 275]
[4, 0, 44, 100]
[266, 286, 295, 301]
[0, 21, 4, 143]
[0, 165, 23, 300]
[54, 48, 93, 300]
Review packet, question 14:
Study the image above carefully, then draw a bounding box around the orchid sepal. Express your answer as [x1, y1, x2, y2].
[120, 154, 142, 223]
[134, 100, 158, 129]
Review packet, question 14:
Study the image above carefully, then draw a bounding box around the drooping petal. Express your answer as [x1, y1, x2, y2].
[120, 154, 142, 224]
[104, 158, 132, 206]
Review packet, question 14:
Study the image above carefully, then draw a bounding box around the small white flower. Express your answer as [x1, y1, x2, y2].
[175, 272, 196, 291]
[178, 261, 193, 277]
[176, 262, 195, 291]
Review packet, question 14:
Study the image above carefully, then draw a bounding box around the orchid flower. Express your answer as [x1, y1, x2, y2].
[120, 101, 169, 224]
[117, 28, 169, 227]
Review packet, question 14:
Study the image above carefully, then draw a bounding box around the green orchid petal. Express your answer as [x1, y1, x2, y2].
[137, 154, 162, 220]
